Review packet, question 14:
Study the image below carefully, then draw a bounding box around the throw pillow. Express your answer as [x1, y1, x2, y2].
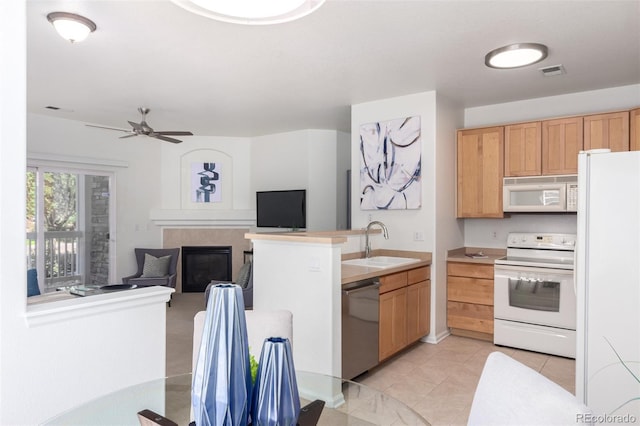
[237, 261, 252, 288]
[27, 268, 40, 297]
[141, 253, 171, 278]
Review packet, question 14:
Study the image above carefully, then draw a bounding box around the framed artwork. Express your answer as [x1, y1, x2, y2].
[190, 162, 221, 203]
[180, 149, 232, 210]
[359, 115, 421, 210]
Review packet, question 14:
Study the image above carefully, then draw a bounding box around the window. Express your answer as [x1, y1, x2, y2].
[26, 166, 114, 293]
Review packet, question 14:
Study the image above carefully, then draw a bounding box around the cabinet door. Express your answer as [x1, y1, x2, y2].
[504, 122, 542, 176]
[584, 111, 629, 152]
[631, 108, 640, 151]
[456, 127, 504, 218]
[379, 287, 407, 361]
[407, 280, 430, 343]
[542, 117, 583, 175]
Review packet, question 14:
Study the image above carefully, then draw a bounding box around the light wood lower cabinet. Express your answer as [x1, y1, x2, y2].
[407, 279, 431, 343]
[379, 266, 430, 361]
[379, 287, 408, 360]
[447, 262, 494, 342]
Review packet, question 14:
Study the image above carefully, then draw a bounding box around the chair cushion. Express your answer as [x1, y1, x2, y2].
[27, 268, 40, 297]
[141, 253, 171, 278]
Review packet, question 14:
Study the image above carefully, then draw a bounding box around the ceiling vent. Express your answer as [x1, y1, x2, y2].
[539, 64, 566, 77]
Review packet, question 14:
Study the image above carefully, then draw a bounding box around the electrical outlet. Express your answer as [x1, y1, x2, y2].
[414, 231, 424, 241]
[491, 231, 498, 240]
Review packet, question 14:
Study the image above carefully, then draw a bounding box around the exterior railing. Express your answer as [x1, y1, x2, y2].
[26, 231, 83, 292]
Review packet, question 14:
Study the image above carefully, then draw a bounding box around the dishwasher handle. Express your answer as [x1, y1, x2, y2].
[342, 280, 380, 296]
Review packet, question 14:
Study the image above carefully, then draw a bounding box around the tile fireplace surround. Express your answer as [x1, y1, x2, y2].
[163, 228, 251, 293]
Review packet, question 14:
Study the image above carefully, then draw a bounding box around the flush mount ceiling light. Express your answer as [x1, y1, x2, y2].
[170, 0, 326, 25]
[47, 12, 96, 43]
[485, 43, 548, 69]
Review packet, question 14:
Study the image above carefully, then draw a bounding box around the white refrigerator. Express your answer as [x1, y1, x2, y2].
[576, 150, 640, 420]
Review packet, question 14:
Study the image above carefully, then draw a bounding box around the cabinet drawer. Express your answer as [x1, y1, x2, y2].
[379, 271, 408, 294]
[447, 301, 494, 334]
[447, 262, 493, 279]
[447, 276, 493, 305]
[407, 266, 430, 284]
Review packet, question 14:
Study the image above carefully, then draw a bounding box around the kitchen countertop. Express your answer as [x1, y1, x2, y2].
[446, 247, 506, 265]
[341, 249, 431, 284]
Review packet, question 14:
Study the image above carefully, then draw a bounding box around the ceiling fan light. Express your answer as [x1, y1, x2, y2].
[170, 0, 326, 25]
[47, 12, 96, 43]
[485, 43, 548, 69]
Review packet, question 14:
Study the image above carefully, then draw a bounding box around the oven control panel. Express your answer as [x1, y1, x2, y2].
[507, 233, 576, 250]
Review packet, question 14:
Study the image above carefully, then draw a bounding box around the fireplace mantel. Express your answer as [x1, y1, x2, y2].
[149, 209, 255, 227]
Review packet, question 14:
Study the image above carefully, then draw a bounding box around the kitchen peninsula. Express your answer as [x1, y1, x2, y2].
[246, 230, 431, 379]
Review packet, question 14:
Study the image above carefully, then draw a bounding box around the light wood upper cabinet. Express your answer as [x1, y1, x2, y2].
[631, 108, 640, 151]
[584, 111, 629, 152]
[542, 117, 583, 175]
[504, 122, 542, 176]
[456, 127, 504, 218]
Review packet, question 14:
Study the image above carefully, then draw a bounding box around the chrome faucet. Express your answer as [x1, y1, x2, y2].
[365, 221, 389, 258]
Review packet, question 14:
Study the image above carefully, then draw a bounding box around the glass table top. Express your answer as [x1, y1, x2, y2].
[45, 371, 430, 425]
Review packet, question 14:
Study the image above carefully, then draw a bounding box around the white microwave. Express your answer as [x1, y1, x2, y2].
[503, 175, 578, 213]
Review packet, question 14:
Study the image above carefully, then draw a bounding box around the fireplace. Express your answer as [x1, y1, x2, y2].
[182, 246, 232, 292]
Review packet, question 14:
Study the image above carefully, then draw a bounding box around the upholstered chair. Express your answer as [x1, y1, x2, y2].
[204, 260, 253, 309]
[122, 248, 180, 289]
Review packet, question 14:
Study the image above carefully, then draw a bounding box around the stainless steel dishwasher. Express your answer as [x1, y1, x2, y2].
[341, 277, 380, 380]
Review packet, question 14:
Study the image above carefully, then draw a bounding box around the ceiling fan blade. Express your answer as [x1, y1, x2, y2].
[86, 124, 131, 133]
[155, 131, 194, 136]
[128, 121, 144, 132]
[153, 134, 183, 144]
[119, 133, 138, 139]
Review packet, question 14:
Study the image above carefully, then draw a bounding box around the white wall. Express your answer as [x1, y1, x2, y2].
[252, 239, 342, 376]
[464, 84, 640, 128]
[251, 129, 348, 231]
[351, 91, 463, 340]
[335, 131, 351, 230]
[433, 94, 465, 341]
[160, 136, 252, 211]
[1, 4, 170, 424]
[28, 113, 165, 280]
[351, 92, 437, 251]
[462, 84, 640, 247]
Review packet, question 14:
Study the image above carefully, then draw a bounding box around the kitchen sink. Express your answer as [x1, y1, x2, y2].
[342, 256, 420, 269]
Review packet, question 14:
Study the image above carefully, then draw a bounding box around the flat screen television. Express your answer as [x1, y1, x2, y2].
[256, 189, 306, 229]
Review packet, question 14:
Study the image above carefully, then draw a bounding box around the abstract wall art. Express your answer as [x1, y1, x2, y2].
[359, 116, 421, 210]
[191, 162, 222, 203]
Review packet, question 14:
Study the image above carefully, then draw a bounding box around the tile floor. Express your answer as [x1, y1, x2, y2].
[167, 293, 575, 425]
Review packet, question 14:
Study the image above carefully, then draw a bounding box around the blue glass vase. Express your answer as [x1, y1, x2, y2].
[251, 337, 300, 426]
[192, 284, 252, 426]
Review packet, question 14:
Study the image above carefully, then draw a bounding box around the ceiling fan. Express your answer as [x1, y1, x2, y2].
[86, 107, 193, 143]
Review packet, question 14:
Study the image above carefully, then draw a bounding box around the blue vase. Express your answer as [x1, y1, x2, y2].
[192, 284, 252, 426]
[251, 337, 300, 426]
